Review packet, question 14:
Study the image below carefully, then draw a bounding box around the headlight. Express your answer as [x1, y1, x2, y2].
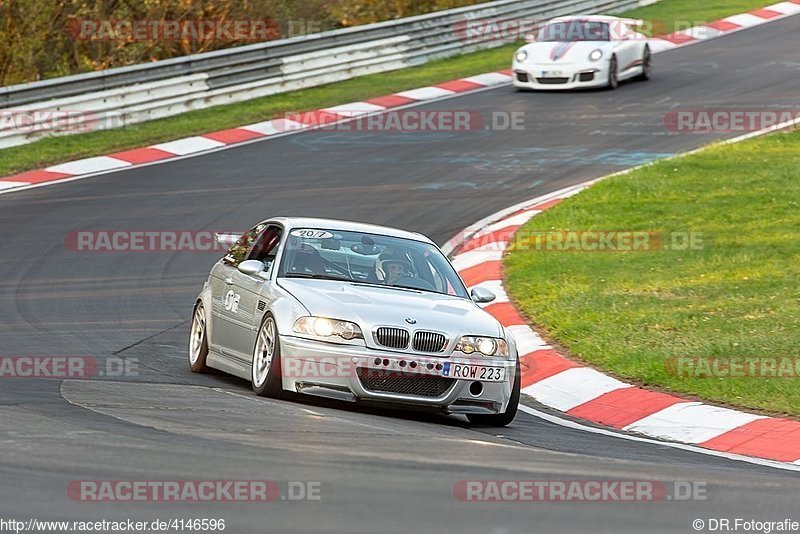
[456, 336, 510, 359]
[589, 49, 603, 61]
[293, 317, 363, 341]
[515, 50, 528, 62]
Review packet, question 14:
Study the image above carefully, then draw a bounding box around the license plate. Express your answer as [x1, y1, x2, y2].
[541, 70, 563, 77]
[442, 363, 506, 382]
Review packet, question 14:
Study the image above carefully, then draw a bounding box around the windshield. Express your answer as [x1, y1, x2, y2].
[539, 21, 610, 42]
[278, 228, 469, 298]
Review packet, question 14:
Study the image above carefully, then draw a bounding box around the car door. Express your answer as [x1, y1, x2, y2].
[219, 224, 284, 360]
[617, 23, 640, 74]
[211, 222, 268, 359]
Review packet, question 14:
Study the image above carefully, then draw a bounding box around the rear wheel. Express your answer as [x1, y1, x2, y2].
[252, 313, 283, 397]
[467, 360, 521, 427]
[606, 55, 619, 90]
[189, 303, 209, 373]
[636, 47, 652, 81]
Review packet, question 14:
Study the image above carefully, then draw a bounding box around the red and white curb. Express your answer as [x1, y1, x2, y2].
[0, 71, 514, 194]
[646, 0, 800, 53]
[445, 178, 800, 469]
[1, 1, 799, 194]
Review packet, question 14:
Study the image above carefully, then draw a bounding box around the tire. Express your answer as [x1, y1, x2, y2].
[606, 55, 618, 90]
[189, 302, 209, 373]
[467, 359, 521, 427]
[635, 47, 652, 81]
[252, 313, 283, 397]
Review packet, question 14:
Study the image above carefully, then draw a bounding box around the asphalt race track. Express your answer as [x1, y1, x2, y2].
[2, 15, 799, 533]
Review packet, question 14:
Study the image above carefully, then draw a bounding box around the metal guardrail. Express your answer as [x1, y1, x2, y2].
[0, 0, 657, 148]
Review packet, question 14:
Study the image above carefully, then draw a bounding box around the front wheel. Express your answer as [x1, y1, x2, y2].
[252, 314, 283, 397]
[189, 302, 209, 373]
[606, 56, 619, 90]
[467, 360, 521, 427]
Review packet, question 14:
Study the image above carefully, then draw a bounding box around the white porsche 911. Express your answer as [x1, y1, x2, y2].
[512, 15, 652, 90]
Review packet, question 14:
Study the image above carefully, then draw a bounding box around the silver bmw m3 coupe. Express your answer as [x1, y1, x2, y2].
[189, 217, 520, 426]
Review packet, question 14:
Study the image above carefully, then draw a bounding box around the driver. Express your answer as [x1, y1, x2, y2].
[377, 252, 412, 285]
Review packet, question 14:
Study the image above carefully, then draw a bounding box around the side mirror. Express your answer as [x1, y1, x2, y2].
[238, 259, 265, 277]
[471, 286, 496, 304]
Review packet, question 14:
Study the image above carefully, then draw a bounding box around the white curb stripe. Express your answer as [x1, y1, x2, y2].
[47, 156, 131, 175]
[322, 102, 386, 117]
[768, 2, 800, 15]
[724, 13, 771, 27]
[522, 367, 631, 412]
[474, 211, 540, 237]
[0, 181, 30, 190]
[506, 325, 549, 355]
[395, 87, 456, 100]
[623, 403, 768, 444]
[450, 249, 503, 271]
[678, 25, 724, 40]
[152, 136, 226, 155]
[240, 118, 306, 136]
[462, 73, 513, 86]
[646, 38, 679, 53]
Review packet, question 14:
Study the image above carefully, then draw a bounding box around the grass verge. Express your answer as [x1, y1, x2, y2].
[0, 0, 776, 177]
[623, 0, 776, 35]
[505, 130, 800, 417]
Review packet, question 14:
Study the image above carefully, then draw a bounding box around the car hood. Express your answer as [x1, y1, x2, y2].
[278, 279, 501, 337]
[521, 40, 611, 63]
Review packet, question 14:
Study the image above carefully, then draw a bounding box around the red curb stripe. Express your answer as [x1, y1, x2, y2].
[706, 20, 742, 32]
[660, 33, 697, 44]
[567, 388, 684, 429]
[699, 419, 800, 462]
[497, 69, 513, 76]
[202, 128, 265, 144]
[520, 349, 580, 387]
[458, 260, 501, 287]
[365, 94, 416, 108]
[109, 147, 176, 165]
[435, 79, 483, 93]
[528, 198, 564, 211]
[288, 110, 346, 126]
[5, 169, 72, 183]
[484, 302, 526, 327]
[460, 227, 519, 252]
[750, 8, 782, 19]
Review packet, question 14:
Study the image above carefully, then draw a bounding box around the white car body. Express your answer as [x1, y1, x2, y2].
[512, 15, 652, 90]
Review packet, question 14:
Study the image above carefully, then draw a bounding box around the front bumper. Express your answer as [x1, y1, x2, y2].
[280, 335, 516, 414]
[512, 61, 608, 90]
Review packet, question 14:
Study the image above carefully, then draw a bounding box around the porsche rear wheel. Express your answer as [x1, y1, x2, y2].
[189, 302, 209, 373]
[252, 313, 283, 397]
[636, 47, 652, 81]
[467, 360, 521, 427]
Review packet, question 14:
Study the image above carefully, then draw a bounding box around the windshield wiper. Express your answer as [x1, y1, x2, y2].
[282, 272, 353, 282]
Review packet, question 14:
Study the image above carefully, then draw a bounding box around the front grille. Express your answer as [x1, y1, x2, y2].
[536, 77, 569, 85]
[516, 72, 529, 83]
[578, 72, 595, 82]
[413, 331, 447, 353]
[357, 367, 455, 398]
[375, 327, 409, 349]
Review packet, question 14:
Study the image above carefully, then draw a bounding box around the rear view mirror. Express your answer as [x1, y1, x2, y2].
[470, 286, 496, 304]
[238, 260, 265, 277]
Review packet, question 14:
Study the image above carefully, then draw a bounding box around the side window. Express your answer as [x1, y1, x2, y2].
[223, 223, 268, 267]
[247, 225, 283, 268]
